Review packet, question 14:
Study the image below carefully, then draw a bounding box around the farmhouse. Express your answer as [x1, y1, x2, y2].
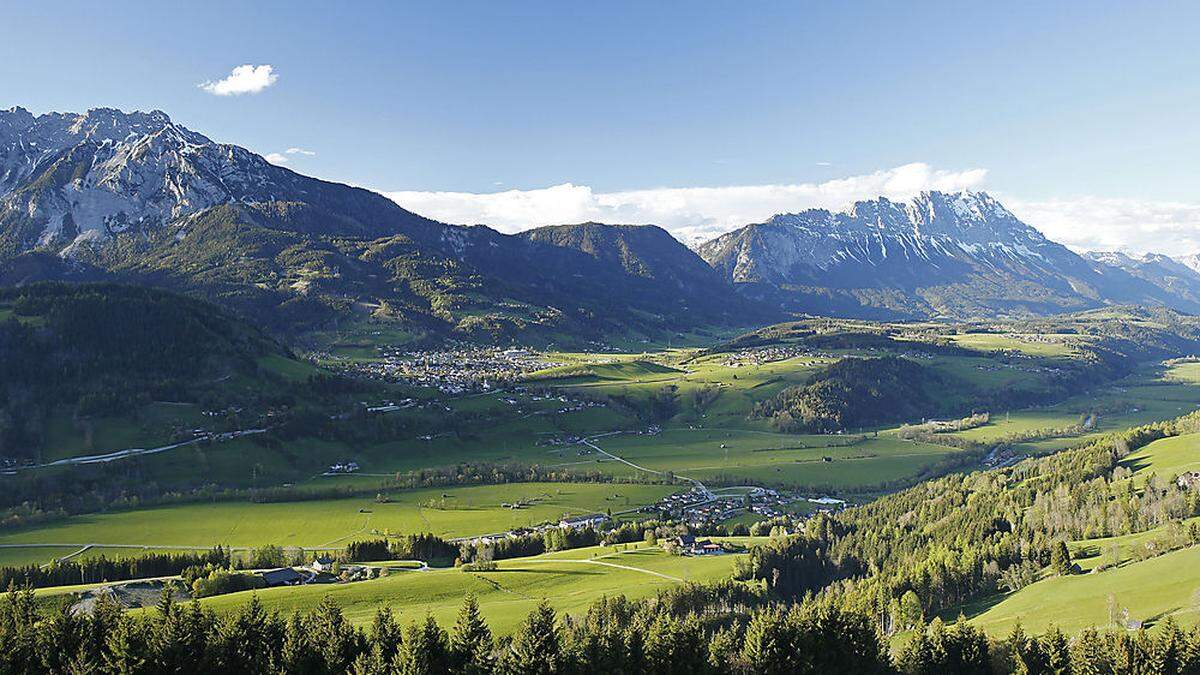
[259, 567, 304, 587]
[1177, 471, 1200, 489]
[559, 514, 609, 530]
[311, 555, 336, 572]
[676, 535, 727, 556]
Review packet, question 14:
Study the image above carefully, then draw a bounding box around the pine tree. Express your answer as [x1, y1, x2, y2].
[450, 594, 493, 675]
[643, 612, 707, 675]
[279, 612, 322, 675]
[1039, 625, 1071, 675]
[501, 600, 564, 675]
[397, 614, 450, 675]
[38, 598, 86, 673]
[306, 596, 364, 673]
[739, 607, 798, 675]
[368, 606, 403, 666]
[1051, 541, 1073, 576]
[102, 614, 153, 675]
[211, 595, 284, 675]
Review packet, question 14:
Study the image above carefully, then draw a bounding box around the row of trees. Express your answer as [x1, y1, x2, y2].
[4, 584, 1200, 674]
[0, 547, 231, 590]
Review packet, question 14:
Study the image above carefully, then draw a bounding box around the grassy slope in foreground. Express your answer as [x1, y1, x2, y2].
[194, 542, 747, 635]
[969, 544, 1200, 635]
[0, 483, 675, 556]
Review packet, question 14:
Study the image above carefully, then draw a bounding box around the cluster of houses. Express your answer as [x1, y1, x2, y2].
[326, 461, 360, 474]
[719, 345, 823, 368]
[258, 555, 382, 588]
[1177, 471, 1200, 490]
[339, 345, 565, 394]
[639, 486, 847, 526]
[674, 535, 728, 556]
[365, 399, 417, 413]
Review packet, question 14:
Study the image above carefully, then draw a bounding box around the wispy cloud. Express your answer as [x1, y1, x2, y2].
[263, 147, 317, 166]
[1006, 196, 1200, 257]
[384, 164, 1200, 255]
[385, 163, 987, 244]
[199, 64, 278, 96]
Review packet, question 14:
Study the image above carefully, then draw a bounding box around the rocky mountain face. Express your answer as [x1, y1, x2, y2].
[3, 105, 1196, 337]
[0, 106, 441, 257]
[698, 191, 1200, 318]
[1084, 251, 1200, 310]
[1175, 253, 1200, 276]
[0, 107, 766, 342]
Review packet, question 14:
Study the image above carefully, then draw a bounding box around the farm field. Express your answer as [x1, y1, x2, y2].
[968, 544, 1200, 636]
[195, 541, 750, 634]
[0, 483, 676, 563]
[939, 359, 1200, 456]
[1119, 433, 1200, 487]
[588, 428, 960, 491]
[943, 332, 1087, 358]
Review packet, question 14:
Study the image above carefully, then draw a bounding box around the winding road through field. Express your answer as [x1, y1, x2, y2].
[581, 434, 714, 500]
[4, 428, 268, 474]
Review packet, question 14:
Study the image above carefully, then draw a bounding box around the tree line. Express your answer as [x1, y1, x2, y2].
[3, 584, 1200, 673]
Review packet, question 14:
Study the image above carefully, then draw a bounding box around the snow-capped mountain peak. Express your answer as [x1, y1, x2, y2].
[0, 106, 300, 251]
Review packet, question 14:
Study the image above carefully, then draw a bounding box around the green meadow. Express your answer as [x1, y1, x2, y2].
[588, 428, 960, 490]
[195, 541, 750, 634]
[969, 544, 1200, 635]
[0, 483, 676, 561]
[1119, 433, 1200, 487]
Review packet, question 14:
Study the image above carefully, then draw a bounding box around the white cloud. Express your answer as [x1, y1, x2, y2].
[1006, 196, 1200, 257]
[199, 64, 278, 96]
[383, 163, 1200, 256]
[385, 163, 988, 244]
[285, 147, 316, 156]
[264, 152, 289, 165]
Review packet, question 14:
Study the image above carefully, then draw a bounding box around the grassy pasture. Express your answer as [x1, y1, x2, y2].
[1119, 433, 1200, 487]
[195, 542, 749, 634]
[0, 483, 676, 551]
[969, 544, 1200, 635]
[944, 333, 1085, 358]
[588, 429, 960, 490]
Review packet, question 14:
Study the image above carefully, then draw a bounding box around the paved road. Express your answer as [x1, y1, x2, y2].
[581, 434, 714, 501]
[4, 428, 268, 474]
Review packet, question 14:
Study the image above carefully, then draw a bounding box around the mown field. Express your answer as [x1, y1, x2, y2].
[586, 428, 960, 490]
[1118, 433, 1200, 487]
[0, 483, 676, 565]
[969, 544, 1200, 635]
[195, 541, 751, 634]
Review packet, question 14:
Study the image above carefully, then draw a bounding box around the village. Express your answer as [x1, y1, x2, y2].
[335, 345, 566, 394]
[455, 485, 847, 559]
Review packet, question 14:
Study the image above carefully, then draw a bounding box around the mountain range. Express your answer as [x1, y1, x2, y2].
[0, 106, 759, 343]
[1, 105, 1198, 340]
[698, 191, 1200, 319]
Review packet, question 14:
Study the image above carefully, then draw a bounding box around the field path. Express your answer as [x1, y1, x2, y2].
[517, 557, 685, 582]
[581, 435, 713, 500]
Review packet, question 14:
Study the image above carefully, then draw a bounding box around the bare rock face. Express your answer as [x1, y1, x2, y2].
[697, 191, 1200, 318]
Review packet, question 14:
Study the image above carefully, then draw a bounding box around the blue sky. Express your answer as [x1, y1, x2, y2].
[4, 1, 1199, 252]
